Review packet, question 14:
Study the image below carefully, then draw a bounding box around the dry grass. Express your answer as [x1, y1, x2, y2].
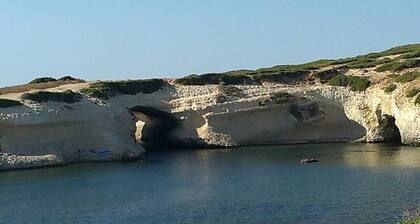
[0, 80, 85, 95]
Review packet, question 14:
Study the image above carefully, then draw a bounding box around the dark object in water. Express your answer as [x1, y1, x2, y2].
[299, 158, 319, 163]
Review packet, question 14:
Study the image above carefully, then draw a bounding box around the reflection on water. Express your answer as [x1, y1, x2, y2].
[341, 144, 420, 168]
[0, 143, 419, 224]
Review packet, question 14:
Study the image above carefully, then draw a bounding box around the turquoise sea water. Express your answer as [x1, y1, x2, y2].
[0, 143, 419, 224]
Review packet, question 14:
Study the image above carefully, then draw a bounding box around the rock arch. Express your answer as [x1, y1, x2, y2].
[130, 106, 179, 150]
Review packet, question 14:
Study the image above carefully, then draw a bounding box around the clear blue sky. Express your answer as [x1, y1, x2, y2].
[1, 0, 419, 87]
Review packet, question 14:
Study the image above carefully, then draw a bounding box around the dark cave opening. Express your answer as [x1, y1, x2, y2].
[130, 106, 179, 151]
[380, 114, 402, 144]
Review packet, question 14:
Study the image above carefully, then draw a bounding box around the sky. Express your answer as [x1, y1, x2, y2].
[1, 0, 420, 87]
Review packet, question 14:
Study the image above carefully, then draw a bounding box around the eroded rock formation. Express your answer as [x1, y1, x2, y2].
[1, 44, 420, 170]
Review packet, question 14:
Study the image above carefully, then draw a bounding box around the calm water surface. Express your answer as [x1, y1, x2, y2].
[0, 143, 419, 224]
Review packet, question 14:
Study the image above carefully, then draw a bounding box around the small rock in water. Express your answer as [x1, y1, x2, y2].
[299, 158, 319, 164]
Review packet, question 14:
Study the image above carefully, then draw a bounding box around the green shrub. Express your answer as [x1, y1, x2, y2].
[176, 74, 213, 85]
[254, 71, 309, 84]
[81, 79, 165, 99]
[329, 58, 356, 66]
[407, 88, 420, 97]
[29, 77, 57, 84]
[58, 76, 81, 81]
[176, 73, 258, 85]
[395, 72, 420, 83]
[370, 44, 420, 58]
[347, 77, 371, 91]
[328, 74, 349, 86]
[298, 59, 336, 69]
[21, 90, 81, 103]
[330, 44, 420, 66]
[221, 74, 256, 85]
[0, 99, 23, 108]
[175, 44, 420, 86]
[177, 69, 312, 85]
[376, 57, 393, 64]
[416, 95, 420, 106]
[375, 59, 420, 72]
[396, 51, 420, 60]
[313, 69, 341, 83]
[257, 59, 335, 73]
[388, 73, 399, 78]
[346, 58, 377, 69]
[384, 84, 397, 93]
[225, 69, 258, 76]
[328, 74, 370, 91]
[375, 62, 397, 72]
[335, 57, 391, 69]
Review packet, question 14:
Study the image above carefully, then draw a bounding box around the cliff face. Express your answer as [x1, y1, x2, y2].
[0, 81, 418, 170]
[0, 99, 145, 169]
[170, 83, 419, 147]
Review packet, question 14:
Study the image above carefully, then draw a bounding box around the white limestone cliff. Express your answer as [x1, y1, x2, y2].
[0, 80, 419, 170]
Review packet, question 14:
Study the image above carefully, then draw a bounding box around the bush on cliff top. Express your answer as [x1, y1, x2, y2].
[328, 74, 348, 86]
[375, 59, 420, 72]
[368, 44, 420, 58]
[29, 77, 58, 84]
[0, 99, 23, 108]
[312, 69, 341, 83]
[345, 57, 392, 69]
[328, 74, 371, 91]
[21, 90, 82, 103]
[256, 59, 335, 73]
[176, 44, 420, 86]
[395, 72, 420, 83]
[176, 59, 334, 85]
[384, 84, 397, 93]
[396, 51, 420, 60]
[80, 79, 165, 99]
[176, 73, 257, 85]
[407, 88, 420, 97]
[176, 70, 310, 85]
[57, 76, 80, 81]
[329, 44, 420, 66]
[29, 76, 84, 84]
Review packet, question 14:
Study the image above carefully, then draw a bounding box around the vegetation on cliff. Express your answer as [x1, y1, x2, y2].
[29, 77, 58, 84]
[176, 73, 258, 85]
[0, 99, 23, 108]
[395, 72, 420, 83]
[80, 79, 165, 99]
[376, 59, 420, 72]
[328, 74, 371, 91]
[407, 88, 420, 97]
[312, 69, 341, 83]
[176, 44, 420, 86]
[58, 76, 80, 81]
[0, 76, 86, 96]
[29, 76, 84, 84]
[384, 84, 397, 93]
[396, 51, 420, 60]
[21, 90, 82, 103]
